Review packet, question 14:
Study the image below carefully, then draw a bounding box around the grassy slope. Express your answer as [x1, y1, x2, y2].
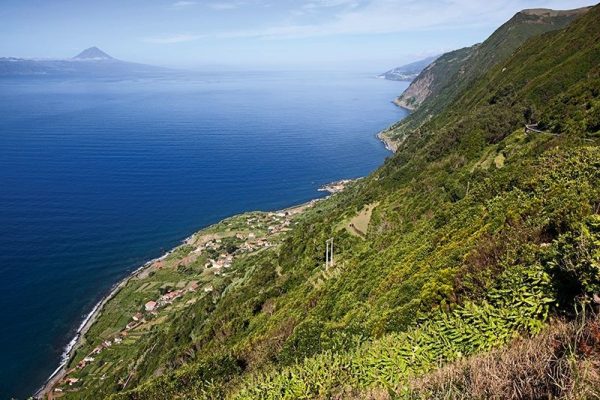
[53, 5, 600, 399]
[387, 6, 588, 143]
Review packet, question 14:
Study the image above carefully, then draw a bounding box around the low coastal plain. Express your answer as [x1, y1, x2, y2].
[38, 179, 360, 397]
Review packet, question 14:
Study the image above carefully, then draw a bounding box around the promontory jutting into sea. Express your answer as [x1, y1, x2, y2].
[1, 1, 599, 398]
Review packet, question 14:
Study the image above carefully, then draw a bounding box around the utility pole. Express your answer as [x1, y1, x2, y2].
[325, 238, 334, 270]
[326, 239, 329, 269]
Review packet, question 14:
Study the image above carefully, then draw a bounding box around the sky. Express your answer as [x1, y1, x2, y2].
[0, 0, 595, 71]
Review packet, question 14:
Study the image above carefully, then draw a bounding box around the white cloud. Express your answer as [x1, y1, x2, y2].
[302, 0, 361, 9]
[208, 2, 241, 10]
[172, 1, 197, 8]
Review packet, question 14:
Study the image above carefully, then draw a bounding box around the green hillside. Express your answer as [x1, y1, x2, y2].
[389, 6, 589, 142]
[47, 5, 600, 399]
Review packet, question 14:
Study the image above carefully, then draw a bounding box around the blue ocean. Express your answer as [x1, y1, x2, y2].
[0, 71, 408, 398]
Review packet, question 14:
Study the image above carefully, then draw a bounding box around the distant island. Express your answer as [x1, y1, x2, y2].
[72, 46, 114, 61]
[0, 47, 171, 77]
[377, 55, 439, 81]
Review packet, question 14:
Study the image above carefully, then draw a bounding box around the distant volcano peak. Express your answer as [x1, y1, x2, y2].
[73, 47, 114, 60]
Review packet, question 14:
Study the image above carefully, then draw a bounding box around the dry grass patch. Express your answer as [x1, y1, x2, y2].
[344, 202, 379, 238]
[354, 315, 600, 400]
[405, 315, 600, 399]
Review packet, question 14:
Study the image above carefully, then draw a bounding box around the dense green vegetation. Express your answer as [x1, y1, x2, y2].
[388, 6, 589, 142]
[48, 5, 600, 399]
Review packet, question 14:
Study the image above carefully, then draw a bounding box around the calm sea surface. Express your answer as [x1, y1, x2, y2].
[0, 71, 408, 398]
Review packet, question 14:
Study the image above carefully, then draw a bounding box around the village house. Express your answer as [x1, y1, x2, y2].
[65, 377, 79, 386]
[256, 239, 270, 248]
[160, 290, 183, 304]
[240, 242, 253, 251]
[144, 300, 157, 312]
[191, 246, 203, 254]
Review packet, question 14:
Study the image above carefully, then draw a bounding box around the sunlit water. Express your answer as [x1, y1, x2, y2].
[0, 71, 408, 397]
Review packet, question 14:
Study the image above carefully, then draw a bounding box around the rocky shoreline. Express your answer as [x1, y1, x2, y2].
[377, 131, 398, 153]
[318, 178, 359, 194]
[392, 96, 417, 112]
